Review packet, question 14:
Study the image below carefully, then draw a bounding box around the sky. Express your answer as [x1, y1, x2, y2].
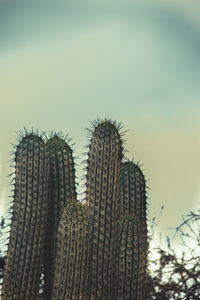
[0, 0, 200, 251]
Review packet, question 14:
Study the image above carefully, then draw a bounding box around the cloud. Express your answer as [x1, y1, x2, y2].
[1, 12, 199, 128]
[1, 0, 200, 52]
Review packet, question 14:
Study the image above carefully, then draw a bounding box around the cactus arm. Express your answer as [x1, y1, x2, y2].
[2, 134, 49, 300]
[85, 120, 123, 299]
[51, 202, 88, 300]
[117, 217, 142, 300]
[116, 161, 148, 299]
[43, 134, 77, 299]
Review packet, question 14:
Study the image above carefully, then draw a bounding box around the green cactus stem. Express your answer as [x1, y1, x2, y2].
[116, 216, 146, 300]
[85, 120, 123, 299]
[51, 202, 89, 300]
[116, 160, 148, 299]
[43, 134, 77, 299]
[2, 133, 49, 300]
[120, 161, 147, 240]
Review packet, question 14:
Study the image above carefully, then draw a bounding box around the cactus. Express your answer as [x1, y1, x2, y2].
[43, 134, 77, 299]
[84, 120, 123, 299]
[1, 119, 148, 300]
[116, 161, 148, 299]
[2, 133, 49, 300]
[116, 216, 146, 300]
[51, 202, 89, 300]
[120, 161, 147, 247]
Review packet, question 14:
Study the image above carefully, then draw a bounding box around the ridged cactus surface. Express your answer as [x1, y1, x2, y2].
[2, 134, 49, 300]
[116, 216, 146, 300]
[120, 161, 147, 239]
[116, 161, 148, 299]
[43, 135, 77, 299]
[85, 121, 123, 299]
[51, 202, 89, 300]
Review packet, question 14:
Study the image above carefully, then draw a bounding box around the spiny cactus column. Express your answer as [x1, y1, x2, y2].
[116, 161, 148, 299]
[85, 120, 123, 299]
[116, 216, 146, 300]
[2, 121, 149, 300]
[43, 135, 77, 299]
[51, 202, 89, 300]
[2, 133, 49, 300]
[120, 161, 147, 236]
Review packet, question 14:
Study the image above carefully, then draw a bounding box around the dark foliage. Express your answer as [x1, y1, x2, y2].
[147, 209, 200, 299]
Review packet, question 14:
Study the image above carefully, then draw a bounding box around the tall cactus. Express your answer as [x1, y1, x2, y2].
[2, 133, 49, 300]
[84, 120, 123, 299]
[1, 119, 149, 300]
[43, 134, 77, 299]
[116, 161, 148, 299]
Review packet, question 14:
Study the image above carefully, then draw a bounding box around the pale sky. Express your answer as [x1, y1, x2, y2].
[0, 0, 200, 250]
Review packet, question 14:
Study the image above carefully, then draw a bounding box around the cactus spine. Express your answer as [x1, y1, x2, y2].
[43, 135, 77, 299]
[2, 134, 49, 300]
[85, 121, 123, 299]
